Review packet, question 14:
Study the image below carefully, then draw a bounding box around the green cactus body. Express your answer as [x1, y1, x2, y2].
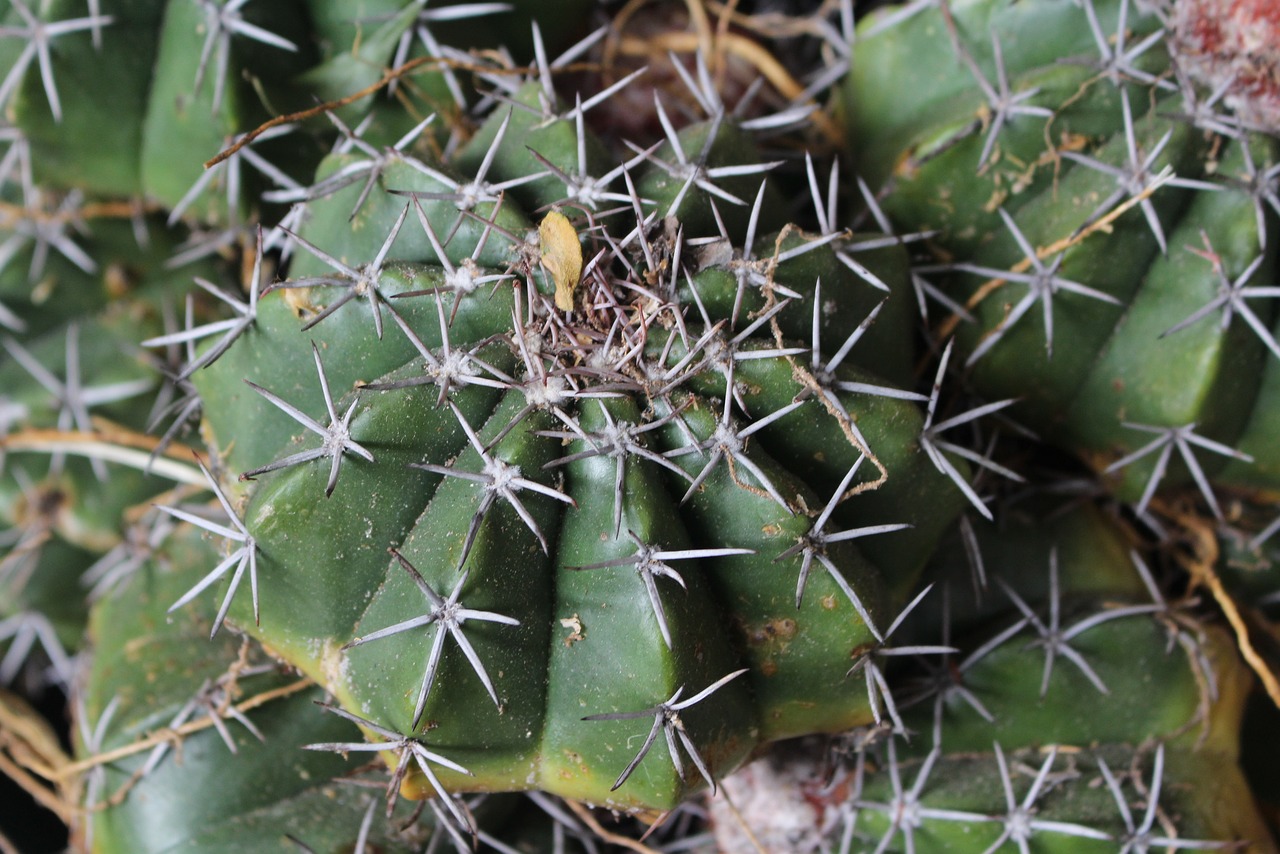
[0, 2, 963, 814]
[844, 0, 1280, 508]
[177, 114, 958, 807]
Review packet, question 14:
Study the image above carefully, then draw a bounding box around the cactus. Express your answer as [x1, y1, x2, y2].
[2, 0, 1280, 851]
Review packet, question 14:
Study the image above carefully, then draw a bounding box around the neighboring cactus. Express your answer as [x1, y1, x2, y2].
[2, 0, 1280, 852]
[843, 0, 1280, 509]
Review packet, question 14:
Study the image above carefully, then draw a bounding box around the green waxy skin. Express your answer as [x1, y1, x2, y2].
[845, 0, 1165, 196]
[77, 526, 461, 854]
[3, 0, 320, 228]
[844, 0, 1280, 506]
[846, 501, 1272, 854]
[537, 397, 755, 808]
[655, 394, 885, 741]
[235, 369, 507, 653]
[453, 80, 618, 214]
[850, 745, 1270, 854]
[1064, 138, 1271, 499]
[194, 262, 518, 482]
[5, 0, 162, 198]
[683, 230, 917, 387]
[285, 155, 534, 280]
[923, 94, 1209, 423]
[186, 213, 949, 807]
[910, 501, 1234, 750]
[352, 394, 560, 769]
[175, 80, 965, 807]
[0, 310, 170, 552]
[636, 116, 788, 239]
[644, 326, 967, 592]
[140, 0, 251, 219]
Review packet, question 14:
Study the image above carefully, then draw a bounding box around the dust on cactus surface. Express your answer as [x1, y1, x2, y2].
[2, 0, 1280, 851]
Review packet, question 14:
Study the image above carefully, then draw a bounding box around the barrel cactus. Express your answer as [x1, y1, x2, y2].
[1, 0, 1279, 851]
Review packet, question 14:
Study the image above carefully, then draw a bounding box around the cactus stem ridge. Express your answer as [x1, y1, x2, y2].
[951, 206, 1123, 364]
[853, 739, 990, 852]
[998, 548, 1156, 697]
[168, 124, 302, 228]
[412, 399, 575, 569]
[10, 0, 1278, 843]
[986, 743, 1113, 850]
[540, 400, 695, 537]
[240, 342, 375, 497]
[665, 367, 802, 512]
[919, 340, 1021, 520]
[191, 0, 298, 116]
[1097, 744, 1228, 852]
[899, 584, 1014, 726]
[583, 668, 749, 795]
[808, 287, 928, 408]
[407, 196, 511, 297]
[136, 662, 278, 782]
[387, 3, 512, 107]
[270, 204, 414, 340]
[802, 156, 897, 294]
[345, 548, 520, 724]
[1060, 90, 1222, 255]
[264, 113, 439, 221]
[956, 29, 1055, 171]
[1160, 233, 1280, 360]
[1074, 0, 1174, 92]
[305, 702, 474, 835]
[0, 1, 114, 124]
[1104, 421, 1254, 520]
[361, 300, 508, 404]
[158, 457, 260, 637]
[847, 584, 955, 734]
[1231, 141, 1280, 249]
[568, 530, 753, 649]
[776, 457, 905, 638]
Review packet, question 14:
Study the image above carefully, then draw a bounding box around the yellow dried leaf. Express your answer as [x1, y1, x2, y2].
[539, 210, 582, 311]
